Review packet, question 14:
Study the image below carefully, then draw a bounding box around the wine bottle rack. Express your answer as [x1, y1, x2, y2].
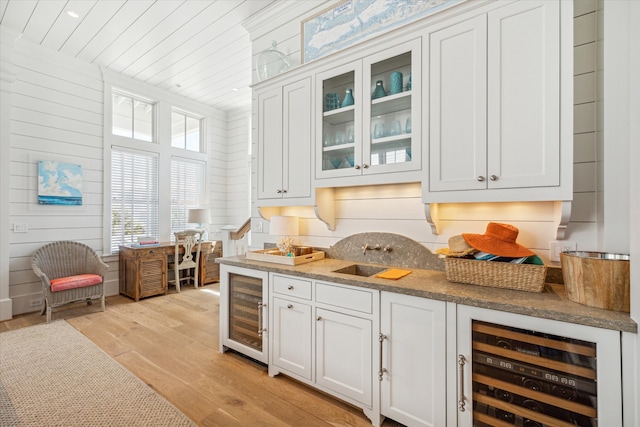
[471, 320, 598, 427]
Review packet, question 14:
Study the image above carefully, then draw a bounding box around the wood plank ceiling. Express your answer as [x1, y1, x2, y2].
[0, 0, 277, 112]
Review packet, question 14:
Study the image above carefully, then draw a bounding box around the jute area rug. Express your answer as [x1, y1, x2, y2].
[0, 321, 196, 427]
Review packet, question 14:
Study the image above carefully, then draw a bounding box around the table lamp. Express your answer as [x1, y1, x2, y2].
[270, 216, 299, 256]
[188, 208, 211, 240]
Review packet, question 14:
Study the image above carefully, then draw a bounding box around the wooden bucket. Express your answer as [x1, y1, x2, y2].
[560, 251, 630, 312]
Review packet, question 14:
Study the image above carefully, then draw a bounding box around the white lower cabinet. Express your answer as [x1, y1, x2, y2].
[271, 297, 312, 380]
[316, 307, 373, 405]
[269, 274, 380, 426]
[380, 292, 447, 427]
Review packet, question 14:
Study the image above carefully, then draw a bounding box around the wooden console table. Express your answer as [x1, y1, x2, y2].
[119, 241, 222, 301]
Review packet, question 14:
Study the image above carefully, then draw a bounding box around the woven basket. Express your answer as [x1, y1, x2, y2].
[444, 257, 547, 292]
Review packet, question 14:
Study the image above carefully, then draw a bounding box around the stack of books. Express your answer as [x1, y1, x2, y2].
[133, 237, 160, 247]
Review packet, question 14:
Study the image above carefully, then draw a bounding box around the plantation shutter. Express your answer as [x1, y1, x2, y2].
[170, 157, 206, 239]
[111, 149, 159, 253]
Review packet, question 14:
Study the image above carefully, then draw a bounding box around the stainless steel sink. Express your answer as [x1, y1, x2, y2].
[332, 264, 387, 277]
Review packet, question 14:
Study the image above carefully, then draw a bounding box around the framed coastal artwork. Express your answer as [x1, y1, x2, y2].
[302, 0, 464, 63]
[37, 160, 83, 206]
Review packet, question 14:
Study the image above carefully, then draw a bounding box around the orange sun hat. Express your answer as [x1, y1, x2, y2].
[462, 222, 534, 258]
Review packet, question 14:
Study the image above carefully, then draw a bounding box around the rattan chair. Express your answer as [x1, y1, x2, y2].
[169, 229, 202, 292]
[31, 241, 108, 323]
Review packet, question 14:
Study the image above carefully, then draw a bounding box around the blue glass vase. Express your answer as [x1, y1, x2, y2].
[390, 71, 403, 95]
[372, 80, 386, 99]
[341, 88, 354, 107]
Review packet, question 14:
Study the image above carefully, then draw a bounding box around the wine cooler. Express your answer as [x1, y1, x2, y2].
[470, 320, 598, 427]
[219, 265, 268, 363]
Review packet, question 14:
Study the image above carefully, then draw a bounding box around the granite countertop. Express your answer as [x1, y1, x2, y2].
[217, 255, 637, 334]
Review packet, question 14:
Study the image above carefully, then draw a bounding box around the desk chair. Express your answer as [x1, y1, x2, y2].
[169, 229, 202, 292]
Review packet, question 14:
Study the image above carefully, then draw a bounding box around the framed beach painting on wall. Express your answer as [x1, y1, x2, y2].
[37, 160, 83, 206]
[301, 0, 464, 63]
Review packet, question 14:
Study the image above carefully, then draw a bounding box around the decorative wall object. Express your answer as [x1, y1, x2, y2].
[302, 0, 464, 63]
[37, 160, 83, 206]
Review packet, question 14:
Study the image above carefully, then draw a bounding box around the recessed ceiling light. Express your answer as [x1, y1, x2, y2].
[176, 84, 182, 88]
[66, 10, 79, 18]
[232, 88, 239, 92]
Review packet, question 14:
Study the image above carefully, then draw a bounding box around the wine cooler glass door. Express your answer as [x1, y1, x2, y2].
[220, 265, 268, 364]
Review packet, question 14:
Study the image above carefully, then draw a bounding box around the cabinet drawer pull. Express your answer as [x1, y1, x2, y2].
[287, 285, 293, 290]
[458, 354, 466, 412]
[490, 175, 498, 181]
[149, 250, 155, 254]
[287, 304, 293, 309]
[477, 176, 485, 182]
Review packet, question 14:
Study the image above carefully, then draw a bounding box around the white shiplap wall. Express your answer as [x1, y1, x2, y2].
[8, 39, 105, 315]
[5, 36, 229, 315]
[224, 107, 252, 229]
[247, 1, 601, 267]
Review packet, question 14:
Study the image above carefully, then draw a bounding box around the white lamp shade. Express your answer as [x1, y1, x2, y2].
[270, 216, 299, 236]
[188, 208, 211, 224]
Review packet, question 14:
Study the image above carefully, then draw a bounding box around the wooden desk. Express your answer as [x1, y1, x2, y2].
[119, 241, 222, 301]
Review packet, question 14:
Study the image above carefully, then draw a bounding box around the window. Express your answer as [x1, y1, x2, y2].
[111, 149, 159, 253]
[171, 110, 202, 152]
[105, 82, 210, 254]
[112, 91, 155, 142]
[170, 158, 206, 238]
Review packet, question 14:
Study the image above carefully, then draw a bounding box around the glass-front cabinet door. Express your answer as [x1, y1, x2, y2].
[362, 38, 421, 175]
[315, 38, 421, 182]
[317, 61, 362, 179]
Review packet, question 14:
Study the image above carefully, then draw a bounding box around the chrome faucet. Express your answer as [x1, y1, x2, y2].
[362, 243, 381, 255]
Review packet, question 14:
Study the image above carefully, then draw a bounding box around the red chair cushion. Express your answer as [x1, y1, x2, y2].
[50, 274, 102, 292]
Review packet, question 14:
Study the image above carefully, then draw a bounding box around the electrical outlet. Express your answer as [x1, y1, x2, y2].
[257, 220, 263, 233]
[549, 241, 577, 262]
[29, 298, 43, 307]
[13, 223, 28, 233]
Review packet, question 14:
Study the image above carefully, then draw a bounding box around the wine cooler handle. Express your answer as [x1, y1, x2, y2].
[458, 354, 466, 412]
[257, 302, 266, 336]
[378, 333, 387, 381]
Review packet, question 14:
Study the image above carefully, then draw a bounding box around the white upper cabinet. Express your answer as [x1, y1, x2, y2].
[428, 14, 488, 193]
[426, 0, 572, 203]
[315, 38, 422, 187]
[257, 77, 312, 204]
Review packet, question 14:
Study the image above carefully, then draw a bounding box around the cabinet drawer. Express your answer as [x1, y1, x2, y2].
[135, 247, 167, 258]
[315, 282, 373, 314]
[273, 275, 312, 300]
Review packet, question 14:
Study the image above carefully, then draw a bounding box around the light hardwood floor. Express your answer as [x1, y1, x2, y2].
[0, 284, 404, 427]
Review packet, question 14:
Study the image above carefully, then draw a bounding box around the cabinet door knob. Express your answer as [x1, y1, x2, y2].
[276, 189, 282, 193]
[287, 304, 293, 309]
[490, 175, 498, 181]
[354, 165, 361, 170]
[287, 285, 293, 290]
[282, 189, 287, 193]
[477, 176, 485, 182]
[317, 316, 322, 321]
[362, 164, 369, 169]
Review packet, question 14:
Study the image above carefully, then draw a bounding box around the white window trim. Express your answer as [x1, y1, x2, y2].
[102, 74, 211, 255]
